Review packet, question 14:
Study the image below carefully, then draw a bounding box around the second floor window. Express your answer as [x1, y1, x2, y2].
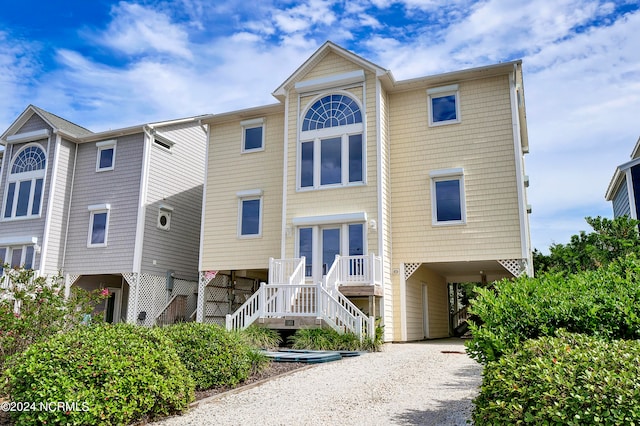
[299, 93, 364, 189]
[3, 145, 46, 219]
[96, 140, 116, 172]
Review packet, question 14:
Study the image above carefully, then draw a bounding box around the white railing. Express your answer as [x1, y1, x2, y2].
[324, 254, 382, 288]
[225, 256, 375, 341]
[269, 257, 305, 284]
[322, 256, 376, 341]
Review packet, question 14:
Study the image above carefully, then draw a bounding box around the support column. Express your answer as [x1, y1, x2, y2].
[196, 271, 217, 323]
[122, 273, 139, 324]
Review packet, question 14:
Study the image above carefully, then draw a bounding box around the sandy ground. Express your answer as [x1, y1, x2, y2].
[152, 338, 482, 426]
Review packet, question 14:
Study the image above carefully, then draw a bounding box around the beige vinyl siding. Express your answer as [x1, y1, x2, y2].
[404, 266, 449, 340]
[301, 51, 362, 81]
[390, 75, 523, 263]
[283, 67, 379, 259]
[140, 123, 206, 280]
[43, 138, 76, 275]
[201, 112, 284, 271]
[63, 134, 143, 273]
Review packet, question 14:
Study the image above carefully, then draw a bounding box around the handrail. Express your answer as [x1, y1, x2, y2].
[155, 294, 187, 326]
[226, 283, 264, 331]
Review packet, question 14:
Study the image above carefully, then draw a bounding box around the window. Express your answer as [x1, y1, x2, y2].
[430, 169, 466, 225]
[428, 85, 460, 126]
[241, 118, 265, 153]
[96, 140, 116, 172]
[237, 190, 263, 237]
[3, 145, 46, 219]
[0, 245, 35, 272]
[299, 94, 364, 189]
[88, 204, 110, 247]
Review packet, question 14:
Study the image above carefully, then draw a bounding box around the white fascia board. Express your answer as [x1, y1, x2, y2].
[6, 129, 51, 144]
[295, 70, 365, 93]
[292, 212, 367, 226]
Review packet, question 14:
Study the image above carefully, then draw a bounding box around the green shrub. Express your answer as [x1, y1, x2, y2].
[0, 267, 107, 373]
[238, 325, 282, 349]
[3, 323, 194, 426]
[289, 327, 361, 351]
[156, 322, 263, 390]
[473, 331, 640, 425]
[466, 255, 640, 363]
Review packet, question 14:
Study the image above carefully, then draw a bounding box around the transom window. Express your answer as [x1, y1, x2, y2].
[302, 94, 362, 131]
[299, 93, 364, 189]
[3, 144, 46, 219]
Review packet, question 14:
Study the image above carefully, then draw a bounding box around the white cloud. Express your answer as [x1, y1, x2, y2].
[97, 2, 193, 59]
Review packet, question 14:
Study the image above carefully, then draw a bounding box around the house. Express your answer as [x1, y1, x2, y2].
[0, 105, 209, 325]
[197, 42, 532, 342]
[606, 137, 640, 219]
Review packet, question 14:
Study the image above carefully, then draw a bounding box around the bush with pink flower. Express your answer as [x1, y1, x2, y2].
[0, 265, 107, 376]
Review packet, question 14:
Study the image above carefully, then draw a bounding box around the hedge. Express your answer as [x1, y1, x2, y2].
[473, 331, 640, 425]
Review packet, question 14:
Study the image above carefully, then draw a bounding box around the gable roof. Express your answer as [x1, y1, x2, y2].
[606, 140, 640, 201]
[272, 41, 393, 100]
[0, 105, 93, 143]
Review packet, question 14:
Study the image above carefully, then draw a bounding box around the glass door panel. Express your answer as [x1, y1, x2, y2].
[299, 227, 313, 277]
[322, 228, 340, 275]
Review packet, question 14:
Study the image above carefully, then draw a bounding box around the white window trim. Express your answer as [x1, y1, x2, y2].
[427, 84, 461, 127]
[87, 204, 111, 247]
[430, 168, 466, 226]
[3, 144, 46, 221]
[96, 140, 116, 172]
[0, 244, 36, 271]
[297, 92, 366, 191]
[237, 190, 263, 238]
[241, 118, 265, 153]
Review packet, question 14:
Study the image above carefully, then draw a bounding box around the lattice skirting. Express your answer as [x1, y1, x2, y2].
[497, 259, 528, 277]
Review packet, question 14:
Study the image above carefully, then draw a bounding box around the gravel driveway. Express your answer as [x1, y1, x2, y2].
[153, 338, 482, 426]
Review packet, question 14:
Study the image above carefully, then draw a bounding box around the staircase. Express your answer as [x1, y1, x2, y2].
[225, 257, 375, 341]
[155, 294, 188, 326]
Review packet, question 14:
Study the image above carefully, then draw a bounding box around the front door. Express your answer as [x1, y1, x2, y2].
[297, 223, 365, 283]
[104, 287, 122, 324]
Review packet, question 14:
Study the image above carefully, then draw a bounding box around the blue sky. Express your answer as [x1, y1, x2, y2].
[1, 0, 639, 253]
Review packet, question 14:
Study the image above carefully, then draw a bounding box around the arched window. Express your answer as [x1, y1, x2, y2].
[3, 145, 46, 218]
[299, 93, 364, 189]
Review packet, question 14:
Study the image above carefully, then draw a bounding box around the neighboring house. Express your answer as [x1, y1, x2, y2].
[606, 137, 640, 219]
[198, 41, 532, 342]
[0, 105, 208, 325]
